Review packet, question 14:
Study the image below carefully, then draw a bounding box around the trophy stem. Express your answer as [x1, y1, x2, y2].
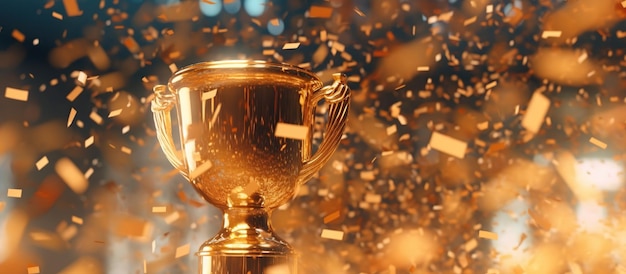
[198, 207, 297, 274]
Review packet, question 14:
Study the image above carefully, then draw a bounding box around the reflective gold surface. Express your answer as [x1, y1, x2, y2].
[151, 60, 350, 273]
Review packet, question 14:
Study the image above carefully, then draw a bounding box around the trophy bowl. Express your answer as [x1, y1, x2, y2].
[151, 60, 350, 273]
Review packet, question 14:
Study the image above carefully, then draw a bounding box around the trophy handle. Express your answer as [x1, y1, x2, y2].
[299, 73, 350, 184]
[151, 85, 187, 178]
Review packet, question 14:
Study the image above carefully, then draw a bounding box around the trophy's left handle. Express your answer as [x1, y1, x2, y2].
[299, 73, 351, 184]
[151, 85, 188, 178]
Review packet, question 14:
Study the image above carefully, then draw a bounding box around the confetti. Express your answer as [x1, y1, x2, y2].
[521, 92, 550, 133]
[90, 110, 103, 125]
[478, 230, 498, 240]
[541, 30, 562, 38]
[175, 243, 190, 258]
[66, 86, 83, 102]
[282, 42, 300, 50]
[5, 87, 29, 101]
[12, 29, 25, 42]
[71, 216, 83, 225]
[55, 158, 88, 194]
[588, 137, 607, 149]
[321, 229, 344, 240]
[152, 206, 167, 213]
[7, 188, 22, 198]
[27, 266, 40, 274]
[265, 264, 292, 274]
[67, 108, 77, 127]
[84, 136, 94, 148]
[108, 109, 123, 118]
[0, 201, 4, 212]
[52, 11, 64, 20]
[275, 122, 309, 140]
[309, 6, 333, 18]
[429, 132, 467, 159]
[464, 238, 478, 252]
[63, 0, 83, 17]
[36, 156, 49, 170]
[323, 210, 341, 224]
[190, 160, 213, 180]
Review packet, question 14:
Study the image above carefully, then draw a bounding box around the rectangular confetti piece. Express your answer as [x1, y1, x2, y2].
[589, 137, 607, 149]
[27, 266, 40, 274]
[521, 92, 550, 133]
[36, 156, 49, 170]
[478, 230, 498, 240]
[282, 42, 300, 50]
[7, 188, 22, 198]
[275, 122, 309, 140]
[5, 87, 29, 101]
[152, 206, 167, 213]
[321, 229, 344, 240]
[309, 6, 333, 18]
[190, 160, 213, 180]
[429, 132, 467, 159]
[175, 243, 190, 258]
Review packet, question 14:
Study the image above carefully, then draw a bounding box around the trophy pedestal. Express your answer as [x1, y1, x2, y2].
[199, 253, 297, 274]
[197, 207, 297, 274]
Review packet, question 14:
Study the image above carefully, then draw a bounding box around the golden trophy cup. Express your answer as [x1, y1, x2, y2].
[151, 60, 350, 273]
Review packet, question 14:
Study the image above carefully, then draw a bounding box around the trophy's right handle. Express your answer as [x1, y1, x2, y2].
[299, 73, 351, 184]
[151, 85, 188, 179]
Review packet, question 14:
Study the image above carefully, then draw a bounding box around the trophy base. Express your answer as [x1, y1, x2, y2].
[197, 207, 297, 274]
[198, 253, 297, 274]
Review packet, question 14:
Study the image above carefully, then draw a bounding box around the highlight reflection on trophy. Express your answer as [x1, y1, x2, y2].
[151, 60, 350, 273]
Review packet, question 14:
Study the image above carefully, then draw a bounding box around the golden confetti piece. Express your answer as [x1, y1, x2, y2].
[323, 210, 341, 224]
[175, 243, 190, 258]
[478, 230, 498, 240]
[120, 146, 132, 154]
[429, 132, 467, 159]
[282, 42, 300, 50]
[8, 188, 22, 198]
[321, 229, 344, 240]
[152, 206, 167, 213]
[71, 216, 83, 225]
[309, 6, 333, 18]
[164, 210, 180, 224]
[360, 170, 375, 180]
[55, 157, 88, 194]
[190, 160, 212, 180]
[5, 87, 29, 101]
[275, 122, 309, 140]
[27, 266, 40, 274]
[365, 193, 382, 203]
[477, 121, 489, 131]
[386, 125, 397, 135]
[36, 156, 50, 170]
[143, 260, 147, 274]
[541, 30, 562, 38]
[63, 0, 83, 17]
[589, 137, 607, 149]
[464, 238, 478, 252]
[84, 136, 94, 148]
[122, 125, 130, 134]
[416, 66, 430, 71]
[12, 29, 25, 42]
[108, 109, 122, 118]
[0, 201, 4, 212]
[464, 16, 477, 26]
[169, 63, 178, 73]
[66, 86, 83, 102]
[121, 37, 140, 54]
[521, 92, 550, 133]
[75, 71, 87, 86]
[89, 110, 103, 125]
[52, 11, 63, 20]
[67, 108, 77, 127]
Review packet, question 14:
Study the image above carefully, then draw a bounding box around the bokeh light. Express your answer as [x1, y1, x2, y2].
[199, 0, 221, 17]
[243, 0, 265, 17]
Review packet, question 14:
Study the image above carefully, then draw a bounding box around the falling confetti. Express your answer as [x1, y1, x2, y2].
[275, 122, 309, 140]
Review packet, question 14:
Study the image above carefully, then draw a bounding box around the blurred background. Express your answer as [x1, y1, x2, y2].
[0, 0, 626, 273]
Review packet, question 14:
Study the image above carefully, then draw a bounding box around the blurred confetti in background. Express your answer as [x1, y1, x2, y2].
[0, 0, 626, 273]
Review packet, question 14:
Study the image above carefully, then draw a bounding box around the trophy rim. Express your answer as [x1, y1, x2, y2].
[169, 60, 324, 92]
